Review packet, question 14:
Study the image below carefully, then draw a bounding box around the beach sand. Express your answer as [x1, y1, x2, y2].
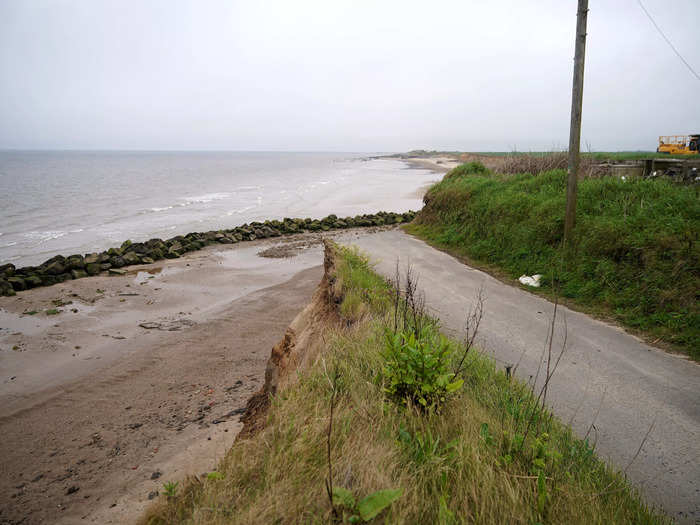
[0, 227, 391, 524]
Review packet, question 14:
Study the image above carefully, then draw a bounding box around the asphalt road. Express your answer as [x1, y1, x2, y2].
[345, 229, 700, 524]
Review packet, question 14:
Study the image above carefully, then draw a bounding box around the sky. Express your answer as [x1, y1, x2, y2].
[0, 0, 698, 152]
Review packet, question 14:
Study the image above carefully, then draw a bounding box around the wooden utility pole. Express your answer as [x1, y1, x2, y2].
[564, 0, 589, 245]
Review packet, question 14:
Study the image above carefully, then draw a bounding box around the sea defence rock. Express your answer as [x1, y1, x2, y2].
[0, 211, 416, 296]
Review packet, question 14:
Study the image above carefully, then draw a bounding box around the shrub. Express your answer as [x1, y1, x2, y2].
[445, 161, 489, 180]
[382, 327, 463, 408]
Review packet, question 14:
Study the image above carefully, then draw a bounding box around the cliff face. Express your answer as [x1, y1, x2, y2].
[239, 240, 342, 438]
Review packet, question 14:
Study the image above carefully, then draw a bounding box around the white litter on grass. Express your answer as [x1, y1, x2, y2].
[519, 274, 542, 287]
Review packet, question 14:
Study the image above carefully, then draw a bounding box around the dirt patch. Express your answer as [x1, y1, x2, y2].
[257, 238, 323, 259]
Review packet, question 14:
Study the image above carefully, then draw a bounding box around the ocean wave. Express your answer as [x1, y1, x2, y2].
[150, 206, 174, 212]
[0, 241, 17, 248]
[235, 186, 261, 192]
[225, 205, 257, 216]
[23, 230, 68, 243]
[181, 192, 231, 204]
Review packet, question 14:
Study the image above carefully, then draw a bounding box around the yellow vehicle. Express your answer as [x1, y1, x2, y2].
[657, 134, 699, 155]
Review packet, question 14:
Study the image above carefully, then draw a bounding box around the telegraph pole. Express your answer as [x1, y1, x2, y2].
[564, 0, 589, 245]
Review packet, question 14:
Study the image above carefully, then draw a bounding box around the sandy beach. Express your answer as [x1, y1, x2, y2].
[0, 227, 396, 524]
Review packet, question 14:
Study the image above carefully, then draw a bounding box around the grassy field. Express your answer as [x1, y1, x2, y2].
[407, 164, 699, 360]
[142, 244, 666, 524]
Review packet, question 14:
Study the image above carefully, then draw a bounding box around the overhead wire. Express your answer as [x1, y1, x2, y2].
[636, 0, 700, 82]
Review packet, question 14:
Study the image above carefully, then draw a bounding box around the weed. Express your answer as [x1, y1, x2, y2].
[382, 328, 463, 409]
[45, 308, 60, 315]
[162, 481, 179, 498]
[332, 486, 403, 523]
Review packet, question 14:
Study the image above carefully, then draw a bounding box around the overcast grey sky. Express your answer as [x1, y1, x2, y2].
[0, 0, 698, 152]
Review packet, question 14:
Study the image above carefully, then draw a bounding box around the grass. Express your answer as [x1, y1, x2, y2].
[142, 244, 666, 524]
[407, 164, 699, 360]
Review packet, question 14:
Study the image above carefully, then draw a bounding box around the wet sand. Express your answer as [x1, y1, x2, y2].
[0, 228, 386, 525]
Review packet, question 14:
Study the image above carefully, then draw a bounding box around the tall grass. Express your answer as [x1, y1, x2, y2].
[409, 165, 699, 359]
[141, 245, 667, 524]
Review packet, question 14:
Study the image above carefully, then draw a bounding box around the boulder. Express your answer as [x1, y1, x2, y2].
[7, 276, 26, 291]
[84, 253, 100, 264]
[121, 240, 132, 251]
[40, 274, 57, 286]
[85, 263, 101, 276]
[44, 260, 66, 275]
[0, 280, 15, 296]
[108, 268, 127, 276]
[124, 242, 145, 254]
[56, 273, 73, 283]
[107, 247, 121, 257]
[147, 248, 164, 260]
[122, 252, 141, 265]
[100, 263, 112, 271]
[71, 269, 88, 279]
[24, 275, 42, 288]
[0, 263, 15, 278]
[66, 255, 85, 270]
[111, 256, 126, 268]
[141, 257, 155, 264]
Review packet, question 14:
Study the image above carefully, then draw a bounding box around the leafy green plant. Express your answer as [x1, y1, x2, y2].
[45, 308, 60, 315]
[22, 310, 38, 316]
[397, 425, 457, 465]
[382, 328, 463, 409]
[206, 471, 224, 481]
[332, 486, 403, 523]
[162, 480, 179, 498]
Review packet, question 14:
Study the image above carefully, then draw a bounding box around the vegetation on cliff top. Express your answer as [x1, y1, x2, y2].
[407, 163, 699, 359]
[142, 244, 665, 524]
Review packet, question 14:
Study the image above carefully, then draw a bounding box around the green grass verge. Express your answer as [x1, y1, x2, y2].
[142, 245, 667, 524]
[407, 165, 699, 360]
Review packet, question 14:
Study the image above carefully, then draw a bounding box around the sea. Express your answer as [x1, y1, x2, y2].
[0, 151, 436, 267]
